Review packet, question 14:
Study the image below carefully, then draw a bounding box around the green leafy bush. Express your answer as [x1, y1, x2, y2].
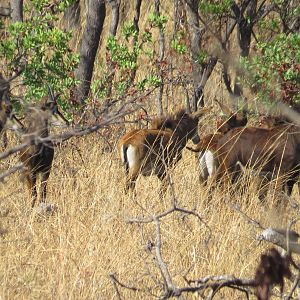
[0, 0, 79, 105]
[243, 33, 300, 105]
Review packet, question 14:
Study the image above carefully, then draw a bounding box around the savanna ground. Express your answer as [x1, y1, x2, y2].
[1, 115, 300, 299]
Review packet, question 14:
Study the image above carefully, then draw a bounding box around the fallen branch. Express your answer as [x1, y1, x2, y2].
[257, 228, 300, 254]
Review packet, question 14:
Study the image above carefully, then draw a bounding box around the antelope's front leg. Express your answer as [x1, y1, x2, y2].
[41, 170, 51, 203]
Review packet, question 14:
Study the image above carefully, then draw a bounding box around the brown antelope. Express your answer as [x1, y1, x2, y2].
[215, 123, 300, 196]
[187, 133, 222, 183]
[187, 100, 248, 183]
[20, 89, 68, 207]
[215, 99, 247, 134]
[257, 114, 288, 129]
[118, 108, 209, 195]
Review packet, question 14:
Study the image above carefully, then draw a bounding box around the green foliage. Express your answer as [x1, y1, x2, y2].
[99, 16, 165, 98]
[137, 75, 161, 90]
[106, 36, 139, 71]
[0, 0, 79, 104]
[171, 38, 187, 55]
[257, 18, 281, 34]
[197, 49, 208, 65]
[243, 33, 300, 105]
[199, 0, 233, 17]
[148, 12, 167, 30]
[122, 22, 138, 42]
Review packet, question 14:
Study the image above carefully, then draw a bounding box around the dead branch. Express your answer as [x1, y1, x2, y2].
[109, 273, 144, 293]
[230, 203, 264, 229]
[285, 271, 300, 300]
[0, 86, 156, 164]
[109, 273, 123, 300]
[257, 228, 300, 255]
[179, 275, 255, 299]
[153, 217, 176, 297]
[0, 162, 24, 182]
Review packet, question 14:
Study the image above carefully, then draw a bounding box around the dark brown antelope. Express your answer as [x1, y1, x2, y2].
[187, 100, 248, 183]
[118, 108, 209, 195]
[215, 123, 300, 196]
[20, 90, 68, 207]
[215, 99, 247, 134]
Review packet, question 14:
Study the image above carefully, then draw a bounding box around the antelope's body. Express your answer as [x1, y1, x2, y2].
[119, 109, 207, 194]
[187, 133, 222, 183]
[216, 125, 300, 195]
[187, 100, 248, 183]
[20, 106, 54, 207]
[20, 94, 68, 207]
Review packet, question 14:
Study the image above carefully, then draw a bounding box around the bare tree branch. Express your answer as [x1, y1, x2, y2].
[0, 162, 24, 182]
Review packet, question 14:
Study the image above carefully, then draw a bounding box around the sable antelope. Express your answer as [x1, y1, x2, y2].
[257, 114, 288, 129]
[118, 108, 209, 195]
[187, 133, 222, 183]
[215, 124, 300, 196]
[187, 100, 248, 183]
[215, 99, 247, 134]
[20, 89, 68, 207]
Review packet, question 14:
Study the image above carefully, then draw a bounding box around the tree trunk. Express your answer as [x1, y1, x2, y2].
[128, 0, 142, 85]
[74, 0, 106, 104]
[184, 0, 203, 110]
[10, 0, 23, 22]
[236, 0, 257, 58]
[227, 0, 257, 108]
[155, 0, 164, 116]
[106, 0, 120, 99]
[108, 0, 120, 36]
[63, 0, 80, 30]
[184, 0, 217, 111]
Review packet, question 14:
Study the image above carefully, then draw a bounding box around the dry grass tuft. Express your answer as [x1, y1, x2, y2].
[1, 131, 300, 299]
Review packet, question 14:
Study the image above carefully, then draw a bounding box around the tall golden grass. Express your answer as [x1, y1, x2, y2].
[1, 1, 298, 298]
[1, 126, 299, 299]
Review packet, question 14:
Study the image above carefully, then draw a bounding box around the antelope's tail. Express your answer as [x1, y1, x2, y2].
[120, 144, 129, 175]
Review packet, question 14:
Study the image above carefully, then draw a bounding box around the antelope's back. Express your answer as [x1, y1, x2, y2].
[217, 125, 296, 168]
[20, 107, 54, 173]
[118, 128, 175, 173]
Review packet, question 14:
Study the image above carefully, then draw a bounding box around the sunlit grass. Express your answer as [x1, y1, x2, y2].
[1, 131, 299, 299]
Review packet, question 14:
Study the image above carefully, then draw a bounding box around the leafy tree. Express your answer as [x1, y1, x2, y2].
[244, 33, 300, 106]
[0, 0, 79, 109]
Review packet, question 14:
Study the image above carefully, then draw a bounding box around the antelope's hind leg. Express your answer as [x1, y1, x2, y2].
[41, 169, 51, 204]
[125, 176, 137, 196]
[124, 166, 139, 197]
[24, 172, 38, 207]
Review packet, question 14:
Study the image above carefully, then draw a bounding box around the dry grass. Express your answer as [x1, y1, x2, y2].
[1, 130, 300, 299]
[0, 1, 298, 297]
